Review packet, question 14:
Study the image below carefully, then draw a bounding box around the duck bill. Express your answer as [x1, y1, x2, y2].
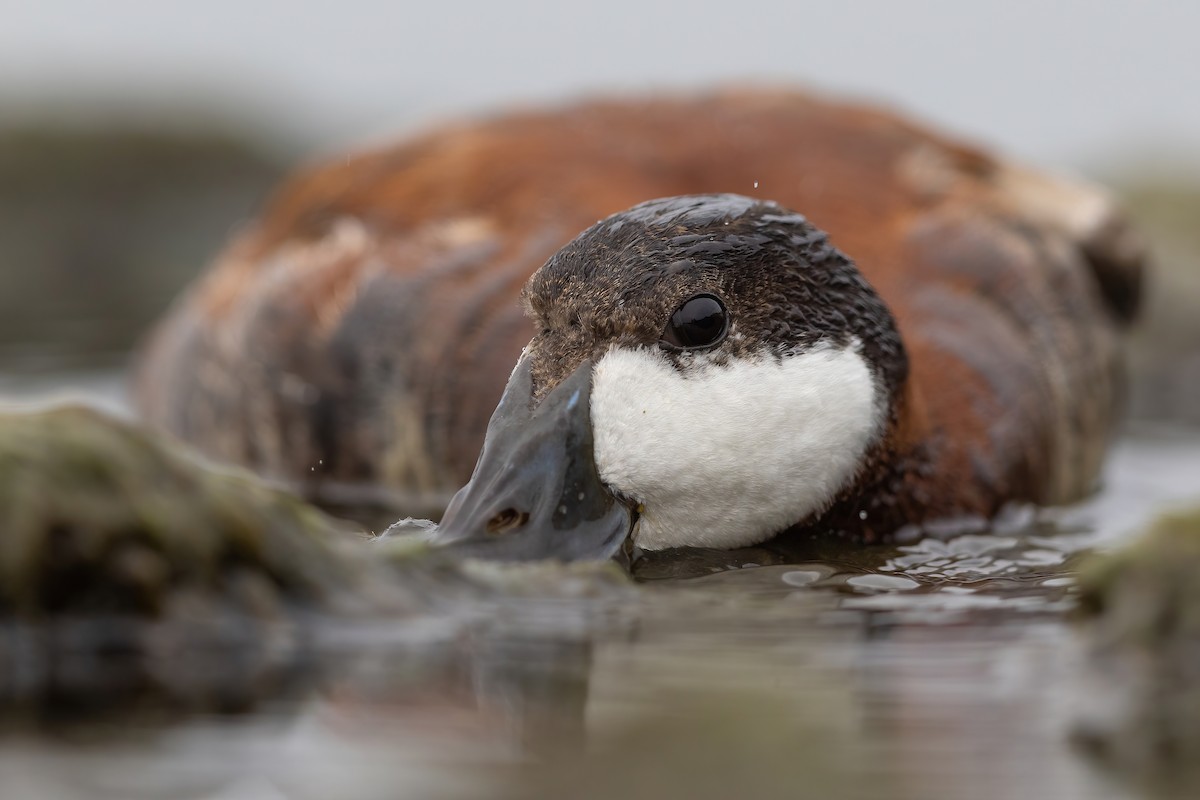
[433, 357, 635, 562]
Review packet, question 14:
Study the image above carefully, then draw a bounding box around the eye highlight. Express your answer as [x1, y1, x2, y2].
[660, 294, 729, 350]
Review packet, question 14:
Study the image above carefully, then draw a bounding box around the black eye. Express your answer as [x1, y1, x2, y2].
[661, 294, 729, 350]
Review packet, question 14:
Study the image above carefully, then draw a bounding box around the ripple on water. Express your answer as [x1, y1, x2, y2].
[669, 522, 1086, 623]
[879, 529, 1087, 585]
[651, 513, 1102, 625]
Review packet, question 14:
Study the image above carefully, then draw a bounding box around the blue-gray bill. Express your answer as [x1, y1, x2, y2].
[432, 358, 636, 562]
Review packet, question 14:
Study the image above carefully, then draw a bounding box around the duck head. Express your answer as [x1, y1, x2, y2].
[434, 194, 907, 561]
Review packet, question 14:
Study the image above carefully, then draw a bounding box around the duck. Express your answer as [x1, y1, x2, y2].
[133, 88, 1146, 561]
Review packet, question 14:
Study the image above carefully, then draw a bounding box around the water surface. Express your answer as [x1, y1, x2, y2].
[2, 375, 1199, 800]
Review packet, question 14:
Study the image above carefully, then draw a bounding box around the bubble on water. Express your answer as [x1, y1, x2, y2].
[1017, 549, 1066, 566]
[847, 574, 920, 592]
[781, 570, 822, 587]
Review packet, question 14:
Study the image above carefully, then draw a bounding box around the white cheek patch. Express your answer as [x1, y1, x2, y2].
[590, 344, 883, 550]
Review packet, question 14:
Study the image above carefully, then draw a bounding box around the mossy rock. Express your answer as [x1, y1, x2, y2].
[1073, 508, 1200, 775]
[0, 403, 632, 621]
[1077, 509, 1200, 627]
[0, 405, 364, 621]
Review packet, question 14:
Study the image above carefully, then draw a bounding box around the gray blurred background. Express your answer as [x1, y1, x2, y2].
[1, 0, 1197, 421]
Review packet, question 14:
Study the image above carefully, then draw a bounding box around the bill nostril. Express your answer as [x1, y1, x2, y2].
[486, 508, 530, 535]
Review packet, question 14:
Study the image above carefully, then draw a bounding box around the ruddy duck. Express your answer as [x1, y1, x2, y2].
[134, 90, 1145, 559]
[433, 192, 1139, 560]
